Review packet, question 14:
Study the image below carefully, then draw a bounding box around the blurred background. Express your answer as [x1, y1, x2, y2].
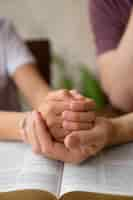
[0, 0, 103, 99]
[0, 1, 97, 69]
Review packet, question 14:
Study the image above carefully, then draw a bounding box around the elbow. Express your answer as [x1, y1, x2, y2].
[106, 87, 133, 113]
[98, 51, 133, 112]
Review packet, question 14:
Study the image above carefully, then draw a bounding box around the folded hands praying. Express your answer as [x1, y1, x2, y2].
[20, 90, 115, 164]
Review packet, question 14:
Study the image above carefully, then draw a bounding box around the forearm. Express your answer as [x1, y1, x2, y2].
[98, 11, 133, 111]
[0, 111, 26, 141]
[99, 10, 133, 82]
[13, 64, 51, 109]
[109, 113, 133, 146]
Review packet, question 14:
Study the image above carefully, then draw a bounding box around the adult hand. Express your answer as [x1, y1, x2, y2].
[65, 117, 114, 157]
[38, 89, 96, 142]
[21, 111, 94, 164]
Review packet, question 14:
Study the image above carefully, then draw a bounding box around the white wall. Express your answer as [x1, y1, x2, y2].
[0, 0, 97, 74]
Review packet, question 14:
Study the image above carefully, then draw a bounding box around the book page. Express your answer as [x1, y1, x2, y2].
[0, 141, 63, 196]
[60, 143, 133, 196]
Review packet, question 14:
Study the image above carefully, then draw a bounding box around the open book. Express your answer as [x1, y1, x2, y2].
[0, 141, 133, 200]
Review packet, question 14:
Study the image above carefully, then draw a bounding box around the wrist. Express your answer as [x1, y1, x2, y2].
[34, 88, 51, 109]
[107, 117, 124, 147]
[110, 113, 133, 145]
[105, 118, 119, 147]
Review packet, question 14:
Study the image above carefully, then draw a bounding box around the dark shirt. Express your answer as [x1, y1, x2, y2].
[89, 0, 133, 55]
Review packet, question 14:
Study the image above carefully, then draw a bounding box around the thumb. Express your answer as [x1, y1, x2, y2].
[65, 129, 98, 149]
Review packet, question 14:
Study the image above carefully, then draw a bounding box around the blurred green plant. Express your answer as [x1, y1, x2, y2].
[52, 55, 108, 110]
[79, 65, 108, 110]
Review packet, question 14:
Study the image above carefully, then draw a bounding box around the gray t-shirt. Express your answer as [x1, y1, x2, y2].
[0, 18, 35, 111]
[89, 0, 133, 55]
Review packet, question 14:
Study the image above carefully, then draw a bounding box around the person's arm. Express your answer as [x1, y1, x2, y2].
[98, 10, 133, 112]
[0, 21, 96, 143]
[64, 113, 133, 156]
[4, 20, 51, 109]
[0, 90, 96, 142]
[109, 113, 133, 146]
[90, 1, 133, 111]
[0, 111, 26, 141]
[12, 63, 50, 109]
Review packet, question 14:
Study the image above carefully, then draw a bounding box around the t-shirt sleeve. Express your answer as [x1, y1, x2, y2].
[5, 21, 36, 75]
[89, 0, 123, 55]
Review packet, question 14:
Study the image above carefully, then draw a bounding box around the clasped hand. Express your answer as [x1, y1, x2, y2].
[20, 90, 113, 164]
